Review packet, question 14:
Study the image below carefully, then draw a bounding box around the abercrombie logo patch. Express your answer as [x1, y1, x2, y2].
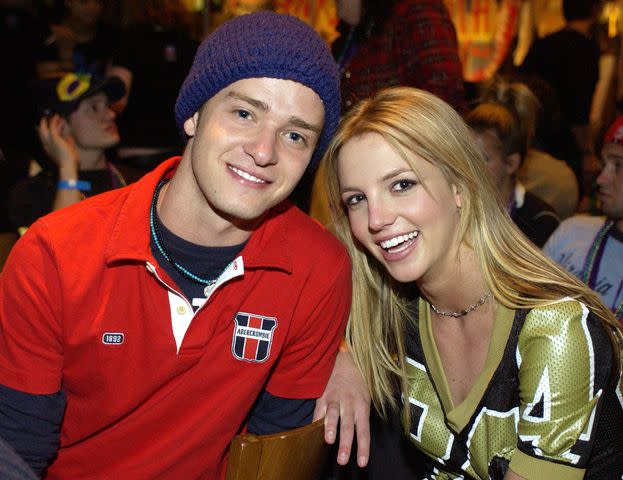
[102, 332, 124, 345]
[232, 313, 277, 362]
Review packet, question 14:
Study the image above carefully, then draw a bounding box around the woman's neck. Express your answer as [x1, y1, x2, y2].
[417, 245, 488, 315]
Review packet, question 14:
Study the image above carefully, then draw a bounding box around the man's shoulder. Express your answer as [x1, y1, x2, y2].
[527, 29, 580, 56]
[2, 184, 137, 282]
[273, 202, 347, 246]
[35, 184, 131, 235]
[269, 203, 349, 263]
[558, 214, 606, 235]
[541, 28, 581, 43]
[542, 28, 598, 53]
[31, 159, 175, 244]
[24, 171, 154, 264]
[545, 215, 605, 256]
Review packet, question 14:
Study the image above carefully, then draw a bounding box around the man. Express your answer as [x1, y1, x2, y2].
[520, 0, 601, 191]
[0, 12, 352, 479]
[9, 71, 126, 232]
[544, 116, 623, 323]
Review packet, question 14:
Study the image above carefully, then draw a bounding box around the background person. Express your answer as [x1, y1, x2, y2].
[333, 0, 466, 114]
[324, 86, 623, 479]
[8, 71, 126, 233]
[35, 0, 120, 78]
[466, 79, 560, 247]
[520, 0, 601, 193]
[502, 73, 580, 221]
[544, 115, 623, 323]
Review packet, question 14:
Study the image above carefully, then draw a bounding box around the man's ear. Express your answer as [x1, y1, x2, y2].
[505, 152, 521, 176]
[183, 112, 199, 137]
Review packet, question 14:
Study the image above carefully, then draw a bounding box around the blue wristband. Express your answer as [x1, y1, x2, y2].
[58, 179, 92, 191]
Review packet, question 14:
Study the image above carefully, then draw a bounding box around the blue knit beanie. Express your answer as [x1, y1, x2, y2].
[175, 11, 340, 171]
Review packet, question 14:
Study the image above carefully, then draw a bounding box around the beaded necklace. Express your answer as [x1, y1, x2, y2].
[580, 219, 623, 321]
[150, 178, 229, 290]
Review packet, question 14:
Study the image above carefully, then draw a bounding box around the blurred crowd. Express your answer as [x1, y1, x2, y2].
[1, 0, 622, 268]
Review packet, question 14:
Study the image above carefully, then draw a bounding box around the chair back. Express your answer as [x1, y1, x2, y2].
[225, 418, 328, 480]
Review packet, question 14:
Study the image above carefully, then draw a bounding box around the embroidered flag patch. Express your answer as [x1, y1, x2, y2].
[232, 312, 277, 362]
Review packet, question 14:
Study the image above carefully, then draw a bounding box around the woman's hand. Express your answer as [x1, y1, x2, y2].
[314, 350, 371, 467]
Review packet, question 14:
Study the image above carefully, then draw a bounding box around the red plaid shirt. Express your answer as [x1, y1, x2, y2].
[336, 0, 466, 114]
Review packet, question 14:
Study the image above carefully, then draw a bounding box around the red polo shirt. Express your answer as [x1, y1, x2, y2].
[0, 158, 351, 479]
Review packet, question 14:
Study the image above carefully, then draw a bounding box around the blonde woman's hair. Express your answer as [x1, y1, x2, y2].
[323, 86, 621, 428]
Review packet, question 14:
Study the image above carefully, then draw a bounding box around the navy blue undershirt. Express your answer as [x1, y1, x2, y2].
[0, 213, 315, 474]
[152, 211, 245, 308]
[151, 212, 315, 434]
[0, 386, 64, 476]
[0, 434, 38, 480]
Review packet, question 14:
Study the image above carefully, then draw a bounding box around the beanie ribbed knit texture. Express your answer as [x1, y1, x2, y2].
[175, 11, 340, 170]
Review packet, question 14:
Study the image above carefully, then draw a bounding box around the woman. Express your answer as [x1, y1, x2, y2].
[323, 86, 623, 479]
